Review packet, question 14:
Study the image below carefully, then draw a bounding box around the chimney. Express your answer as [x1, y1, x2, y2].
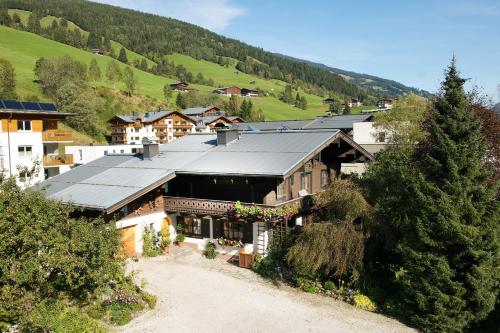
[142, 139, 159, 159]
[217, 128, 240, 146]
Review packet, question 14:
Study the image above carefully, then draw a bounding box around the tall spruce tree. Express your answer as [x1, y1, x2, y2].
[118, 47, 128, 64]
[364, 59, 499, 332]
[86, 31, 101, 50]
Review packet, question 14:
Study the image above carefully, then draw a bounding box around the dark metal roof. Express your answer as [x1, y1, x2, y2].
[35, 130, 374, 212]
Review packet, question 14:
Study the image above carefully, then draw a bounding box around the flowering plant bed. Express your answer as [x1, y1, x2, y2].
[217, 237, 243, 248]
[232, 201, 300, 221]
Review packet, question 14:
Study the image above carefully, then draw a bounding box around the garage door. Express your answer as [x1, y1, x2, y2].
[120, 225, 136, 257]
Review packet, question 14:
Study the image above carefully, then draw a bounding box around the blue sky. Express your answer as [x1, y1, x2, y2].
[94, 0, 500, 101]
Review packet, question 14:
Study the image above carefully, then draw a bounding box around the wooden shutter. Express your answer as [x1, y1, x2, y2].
[201, 218, 211, 238]
[243, 222, 253, 244]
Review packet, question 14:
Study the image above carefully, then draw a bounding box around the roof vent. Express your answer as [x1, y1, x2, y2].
[216, 128, 240, 146]
[142, 138, 159, 159]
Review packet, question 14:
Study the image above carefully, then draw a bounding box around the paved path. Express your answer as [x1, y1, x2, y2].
[117, 249, 414, 333]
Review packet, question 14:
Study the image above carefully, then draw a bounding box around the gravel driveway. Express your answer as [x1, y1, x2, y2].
[117, 250, 414, 333]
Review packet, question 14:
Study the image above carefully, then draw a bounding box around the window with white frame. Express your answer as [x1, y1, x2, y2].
[18, 146, 33, 157]
[17, 120, 32, 131]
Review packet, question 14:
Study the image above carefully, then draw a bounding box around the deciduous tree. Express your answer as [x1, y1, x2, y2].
[0, 58, 17, 99]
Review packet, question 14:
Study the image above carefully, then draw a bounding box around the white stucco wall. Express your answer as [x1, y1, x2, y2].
[115, 211, 167, 255]
[0, 131, 44, 187]
[66, 144, 143, 165]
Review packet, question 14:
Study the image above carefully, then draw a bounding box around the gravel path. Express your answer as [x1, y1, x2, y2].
[117, 250, 415, 333]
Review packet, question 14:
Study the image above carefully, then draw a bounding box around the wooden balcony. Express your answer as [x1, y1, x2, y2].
[164, 196, 304, 216]
[174, 124, 194, 129]
[42, 130, 73, 142]
[43, 154, 74, 167]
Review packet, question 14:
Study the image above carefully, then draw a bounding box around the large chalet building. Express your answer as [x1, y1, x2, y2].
[109, 110, 197, 144]
[36, 126, 373, 257]
[0, 100, 73, 188]
[181, 106, 244, 133]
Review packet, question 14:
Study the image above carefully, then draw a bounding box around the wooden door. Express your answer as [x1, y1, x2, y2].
[120, 225, 136, 257]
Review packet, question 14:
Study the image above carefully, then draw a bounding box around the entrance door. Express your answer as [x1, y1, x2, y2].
[120, 225, 136, 257]
[182, 215, 202, 238]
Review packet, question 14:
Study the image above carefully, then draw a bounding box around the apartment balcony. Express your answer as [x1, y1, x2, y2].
[164, 196, 304, 217]
[42, 130, 73, 142]
[43, 154, 74, 167]
[174, 124, 194, 129]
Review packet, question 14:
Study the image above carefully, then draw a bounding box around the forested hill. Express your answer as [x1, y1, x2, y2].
[275, 53, 430, 97]
[2, 0, 417, 100]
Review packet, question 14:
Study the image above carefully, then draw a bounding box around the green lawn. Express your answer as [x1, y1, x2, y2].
[0, 25, 176, 100]
[167, 53, 328, 117]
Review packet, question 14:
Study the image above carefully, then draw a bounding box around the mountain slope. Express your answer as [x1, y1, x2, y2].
[0, 25, 332, 120]
[275, 53, 430, 97]
[2, 0, 418, 100]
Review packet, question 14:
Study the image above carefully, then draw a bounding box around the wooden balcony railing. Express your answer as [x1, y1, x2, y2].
[42, 130, 72, 142]
[164, 196, 304, 216]
[43, 154, 74, 167]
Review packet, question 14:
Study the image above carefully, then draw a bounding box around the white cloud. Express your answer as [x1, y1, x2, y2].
[93, 0, 246, 32]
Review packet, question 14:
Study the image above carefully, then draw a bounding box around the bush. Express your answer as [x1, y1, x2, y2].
[142, 227, 161, 257]
[141, 291, 157, 309]
[19, 299, 105, 333]
[302, 283, 317, 293]
[204, 241, 217, 259]
[110, 303, 132, 325]
[86, 302, 106, 320]
[353, 294, 376, 312]
[323, 280, 335, 291]
[176, 233, 185, 243]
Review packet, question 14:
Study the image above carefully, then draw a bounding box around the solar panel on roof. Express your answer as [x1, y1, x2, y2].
[0, 100, 4, 109]
[39, 103, 57, 111]
[2, 100, 23, 110]
[21, 102, 42, 111]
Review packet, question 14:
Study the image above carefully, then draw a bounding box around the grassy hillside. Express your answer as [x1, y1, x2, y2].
[0, 25, 177, 99]
[0, 25, 338, 120]
[167, 53, 330, 118]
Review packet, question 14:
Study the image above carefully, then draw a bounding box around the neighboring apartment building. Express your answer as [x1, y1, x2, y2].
[66, 144, 143, 166]
[0, 100, 73, 188]
[181, 106, 244, 133]
[36, 129, 373, 257]
[109, 110, 197, 144]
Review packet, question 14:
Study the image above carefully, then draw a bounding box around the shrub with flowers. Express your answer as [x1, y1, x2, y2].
[232, 201, 300, 221]
[217, 237, 243, 248]
[353, 293, 376, 312]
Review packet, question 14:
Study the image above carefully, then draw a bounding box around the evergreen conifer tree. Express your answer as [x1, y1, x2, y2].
[118, 47, 128, 64]
[364, 59, 499, 332]
[86, 32, 101, 50]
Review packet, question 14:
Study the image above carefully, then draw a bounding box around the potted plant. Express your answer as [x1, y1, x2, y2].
[160, 225, 171, 254]
[161, 238, 171, 253]
[176, 233, 185, 247]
